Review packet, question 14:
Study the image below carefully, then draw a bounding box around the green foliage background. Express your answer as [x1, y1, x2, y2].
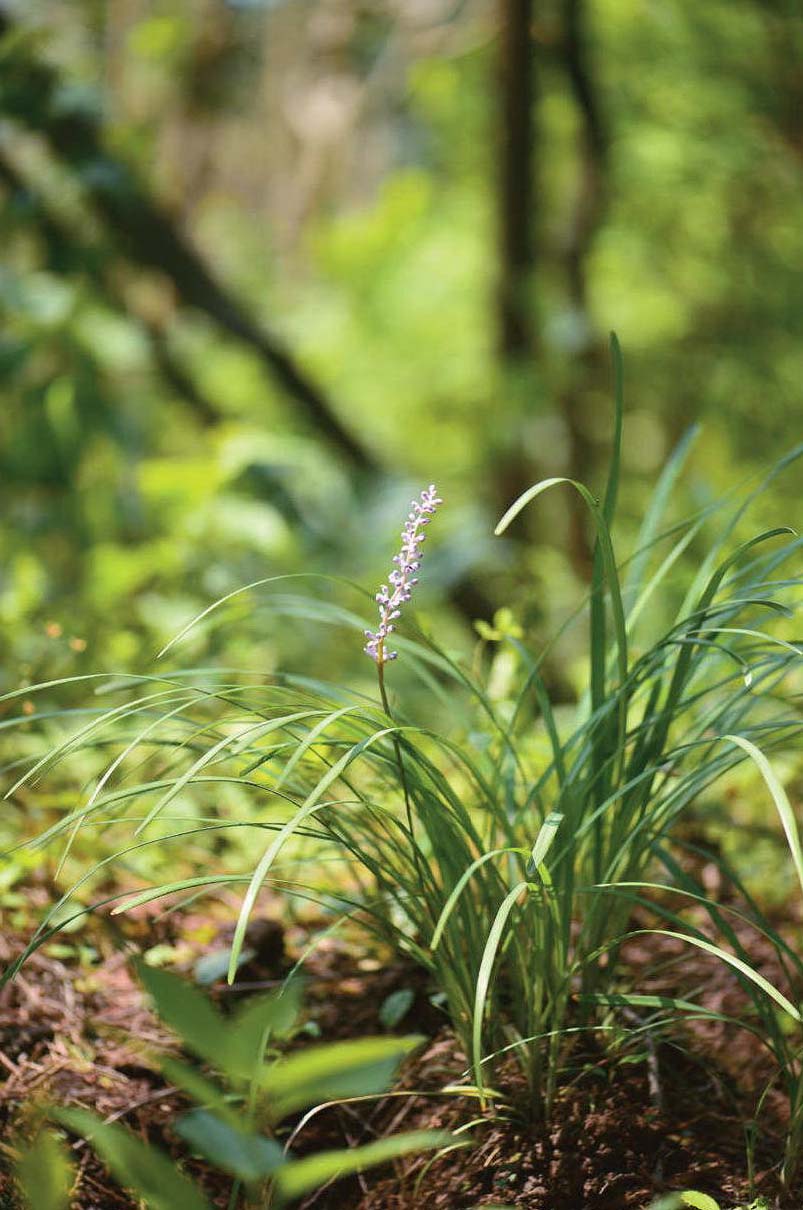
[2, 10, 803, 1197]
[1, 0, 801, 687]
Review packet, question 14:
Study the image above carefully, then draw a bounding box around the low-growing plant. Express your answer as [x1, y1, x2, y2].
[14, 964, 449, 1209]
[649, 1194, 770, 1210]
[4, 339, 801, 1171]
[648, 1193, 720, 1210]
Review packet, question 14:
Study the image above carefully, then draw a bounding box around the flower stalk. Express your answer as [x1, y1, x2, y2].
[365, 486, 442, 889]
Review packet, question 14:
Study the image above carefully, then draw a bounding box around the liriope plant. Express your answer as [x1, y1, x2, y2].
[3, 338, 801, 1138]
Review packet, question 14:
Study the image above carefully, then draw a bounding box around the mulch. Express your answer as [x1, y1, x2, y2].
[0, 881, 799, 1210]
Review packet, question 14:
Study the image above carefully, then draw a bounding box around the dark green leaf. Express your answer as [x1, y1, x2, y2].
[176, 1109, 284, 1183]
[158, 1055, 229, 1117]
[225, 982, 302, 1079]
[136, 961, 223, 1067]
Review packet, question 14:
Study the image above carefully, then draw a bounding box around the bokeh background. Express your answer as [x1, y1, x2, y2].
[1, 0, 801, 690]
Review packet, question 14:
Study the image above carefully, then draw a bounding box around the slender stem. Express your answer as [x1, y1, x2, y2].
[377, 655, 425, 894]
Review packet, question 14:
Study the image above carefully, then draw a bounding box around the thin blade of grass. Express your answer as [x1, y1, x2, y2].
[227, 728, 396, 983]
[724, 734, 803, 899]
[430, 848, 524, 951]
[636, 930, 801, 1022]
[472, 881, 529, 1098]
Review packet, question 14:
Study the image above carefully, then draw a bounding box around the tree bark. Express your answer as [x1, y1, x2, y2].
[560, 0, 610, 576]
[498, 0, 536, 360]
[493, 0, 543, 534]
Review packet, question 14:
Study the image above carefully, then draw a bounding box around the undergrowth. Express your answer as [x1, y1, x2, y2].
[3, 337, 802, 1188]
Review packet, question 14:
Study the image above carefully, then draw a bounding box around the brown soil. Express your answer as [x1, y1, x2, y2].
[0, 886, 798, 1210]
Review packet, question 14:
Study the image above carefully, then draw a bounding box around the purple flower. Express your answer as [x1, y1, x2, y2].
[364, 484, 442, 665]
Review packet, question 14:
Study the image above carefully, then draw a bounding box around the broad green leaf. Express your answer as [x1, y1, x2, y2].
[140, 962, 300, 1083]
[274, 1130, 451, 1204]
[52, 1107, 212, 1210]
[15, 1129, 73, 1210]
[136, 961, 223, 1067]
[158, 1056, 229, 1117]
[176, 1109, 284, 1183]
[262, 1035, 423, 1121]
[226, 983, 302, 1078]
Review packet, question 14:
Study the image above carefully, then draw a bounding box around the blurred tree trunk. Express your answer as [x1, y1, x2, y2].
[559, 0, 610, 576]
[494, 0, 540, 525]
[494, 0, 607, 583]
[498, 0, 535, 359]
[563, 0, 607, 304]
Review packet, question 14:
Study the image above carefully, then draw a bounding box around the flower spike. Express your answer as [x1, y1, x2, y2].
[364, 485, 442, 664]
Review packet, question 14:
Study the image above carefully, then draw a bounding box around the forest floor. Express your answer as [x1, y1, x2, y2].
[0, 879, 798, 1210]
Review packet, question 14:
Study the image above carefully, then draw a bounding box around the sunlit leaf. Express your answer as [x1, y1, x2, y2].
[262, 1035, 423, 1121]
[274, 1130, 452, 1204]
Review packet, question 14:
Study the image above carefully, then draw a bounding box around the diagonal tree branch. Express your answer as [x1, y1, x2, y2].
[0, 146, 221, 428]
[0, 6, 375, 471]
[0, 7, 499, 625]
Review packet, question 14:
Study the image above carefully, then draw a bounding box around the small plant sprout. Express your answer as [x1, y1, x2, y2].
[22, 968, 449, 1209]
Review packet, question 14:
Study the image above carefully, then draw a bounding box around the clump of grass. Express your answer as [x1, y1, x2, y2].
[3, 338, 801, 1160]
